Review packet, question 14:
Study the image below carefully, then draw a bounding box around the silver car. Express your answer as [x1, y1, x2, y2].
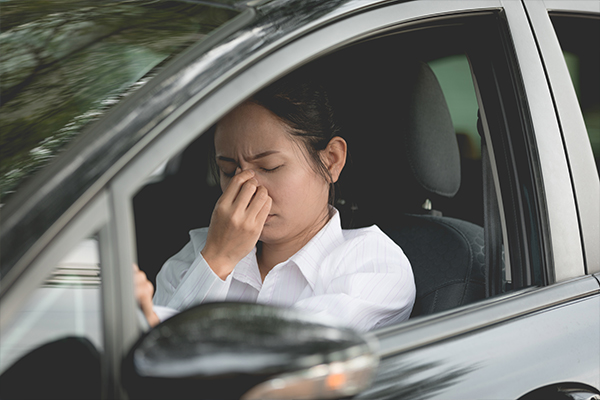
[1, 0, 598, 399]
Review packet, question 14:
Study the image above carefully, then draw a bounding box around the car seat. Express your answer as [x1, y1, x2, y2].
[330, 55, 486, 316]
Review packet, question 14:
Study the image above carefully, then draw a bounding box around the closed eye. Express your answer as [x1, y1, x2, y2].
[261, 165, 282, 173]
[221, 169, 236, 178]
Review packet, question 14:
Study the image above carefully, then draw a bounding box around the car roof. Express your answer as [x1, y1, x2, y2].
[0, 0, 396, 290]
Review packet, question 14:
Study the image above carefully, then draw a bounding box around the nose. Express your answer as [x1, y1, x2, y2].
[235, 165, 265, 187]
[235, 166, 260, 181]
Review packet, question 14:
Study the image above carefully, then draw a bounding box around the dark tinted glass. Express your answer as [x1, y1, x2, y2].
[550, 14, 600, 174]
[0, 0, 240, 202]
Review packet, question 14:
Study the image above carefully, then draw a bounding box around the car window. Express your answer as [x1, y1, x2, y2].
[0, 237, 102, 375]
[429, 54, 483, 226]
[0, 0, 240, 204]
[129, 11, 548, 327]
[0, 235, 104, 399]
[550, 14, 600, 174]
[428, 54, 513, 288]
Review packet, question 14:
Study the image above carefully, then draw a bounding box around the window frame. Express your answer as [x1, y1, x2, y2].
[112, 0, 512, 297]
[496, 0, 586, 282]
[113, 0, 551, 331]
[522, 0, 600, 276]
[468, 10, 550, 291]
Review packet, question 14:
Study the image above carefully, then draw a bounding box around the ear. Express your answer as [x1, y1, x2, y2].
[322, 136, 347, 183]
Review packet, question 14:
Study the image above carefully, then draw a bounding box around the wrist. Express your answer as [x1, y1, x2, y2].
[200, 249, 235, 280]
[146, 310, 160, 327]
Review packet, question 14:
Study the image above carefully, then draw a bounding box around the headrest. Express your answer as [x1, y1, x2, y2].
[325, 54, 461, 226]
[402, 61, 460, 197]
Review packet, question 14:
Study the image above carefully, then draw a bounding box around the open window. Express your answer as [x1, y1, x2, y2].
[129, 9, 546, 327]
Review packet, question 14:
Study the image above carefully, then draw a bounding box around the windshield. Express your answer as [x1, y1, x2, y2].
[0, 0, 242, 203]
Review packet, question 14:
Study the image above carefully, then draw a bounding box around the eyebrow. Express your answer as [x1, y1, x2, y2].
[217, 150, 280, 163]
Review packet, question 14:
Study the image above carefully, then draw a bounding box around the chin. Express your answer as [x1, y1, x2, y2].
[259, 224, 285, 244]
[259, 230, 277, 243]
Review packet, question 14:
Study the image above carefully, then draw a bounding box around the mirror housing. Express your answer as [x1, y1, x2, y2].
[122, 302, 378, 399]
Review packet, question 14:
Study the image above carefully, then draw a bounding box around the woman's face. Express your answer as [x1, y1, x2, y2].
[214, 101, 331, 245]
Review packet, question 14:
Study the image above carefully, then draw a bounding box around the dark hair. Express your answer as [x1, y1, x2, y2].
[249, 70, 341, 203]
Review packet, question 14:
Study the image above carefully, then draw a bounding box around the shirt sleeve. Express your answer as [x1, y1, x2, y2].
[153, 305, 179, 322]
[292, 230, 416, 332]
[153, 229, 232, 312]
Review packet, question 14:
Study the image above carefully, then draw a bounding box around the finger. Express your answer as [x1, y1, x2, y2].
[220, 166, 241, 192]
[219, 170, 255, 204]
[255, 194, 272, 225]
[134, 269, 148, 287]
[221, 169, 253, 202]
[232, 178, 259, 209]
[246, 185, 269, 216]
[135, 274, 154, 299]
[133, 263, 139, 271]
[134, 268, 150, 287]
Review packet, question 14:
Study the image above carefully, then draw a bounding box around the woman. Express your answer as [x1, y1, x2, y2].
[135, 71, 415, 332]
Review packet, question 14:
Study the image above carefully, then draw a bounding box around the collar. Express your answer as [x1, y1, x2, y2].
[287, 207, 345, 289]
[229, 207, 345, 290]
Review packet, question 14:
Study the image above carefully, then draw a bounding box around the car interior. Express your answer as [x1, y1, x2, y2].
[133, 21, 490, 319]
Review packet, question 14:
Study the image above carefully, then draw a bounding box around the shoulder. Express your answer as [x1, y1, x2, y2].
[342, 224, 402, 251]
[329, 225, 410, 272]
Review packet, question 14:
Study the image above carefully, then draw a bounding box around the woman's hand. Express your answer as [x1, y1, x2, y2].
[202, 169, 272, 279]
[133, 264, 159, 327]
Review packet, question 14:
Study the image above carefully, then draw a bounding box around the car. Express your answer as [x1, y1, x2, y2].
[1, 0, 599, 399]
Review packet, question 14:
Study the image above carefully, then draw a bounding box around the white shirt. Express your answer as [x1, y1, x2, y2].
[153, 209, 415, 332]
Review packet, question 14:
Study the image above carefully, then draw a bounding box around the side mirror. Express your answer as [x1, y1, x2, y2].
[122, 302, 378, 400]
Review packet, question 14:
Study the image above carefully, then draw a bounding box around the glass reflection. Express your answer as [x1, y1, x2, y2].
[0, 1, 239, 202]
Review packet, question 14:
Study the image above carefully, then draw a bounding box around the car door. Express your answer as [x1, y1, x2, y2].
[357, 1, 600, 399]
[0, 3, 245, 398]
[522, 0, 600, 276]
[107, 0, 599, 398]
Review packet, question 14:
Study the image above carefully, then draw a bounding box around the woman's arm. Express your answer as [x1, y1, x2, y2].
[133, 264, 160, 327]
[154, 170, 270, 307]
